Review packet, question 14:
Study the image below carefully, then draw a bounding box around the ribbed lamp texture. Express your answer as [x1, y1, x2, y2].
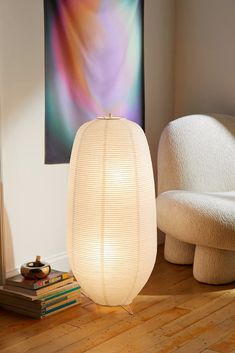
[67, 117, 157, 306]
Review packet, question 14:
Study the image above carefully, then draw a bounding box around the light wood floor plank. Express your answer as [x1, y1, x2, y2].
[144, 301, 235, 353]
[0, 324, 78, 353]
[48, 307, 188, 353]
[0, 305, 90, 350]
[172, 316, 235, 353]
[0, 244, 234, 353]
[210, 331, 235, 353]
[157, 291, 235, 337]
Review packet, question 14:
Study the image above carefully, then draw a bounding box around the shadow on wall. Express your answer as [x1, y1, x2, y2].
[0, 1, 71, 275]
[2, 207, 15, 281]
[0, 0, 44, 277]
[0, 183, 15, 284]
[0, 184, 4, 285]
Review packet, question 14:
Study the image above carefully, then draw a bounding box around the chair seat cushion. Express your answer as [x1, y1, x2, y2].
[157, 190, 235, 251]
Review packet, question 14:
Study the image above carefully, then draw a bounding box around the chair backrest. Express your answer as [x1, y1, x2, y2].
[158, 114, 235, 194]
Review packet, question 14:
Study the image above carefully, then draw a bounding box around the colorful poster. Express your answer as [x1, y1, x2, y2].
[44, 0, 144, 164]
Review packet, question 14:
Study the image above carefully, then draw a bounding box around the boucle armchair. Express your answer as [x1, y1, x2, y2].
[157, 114, 235, 284]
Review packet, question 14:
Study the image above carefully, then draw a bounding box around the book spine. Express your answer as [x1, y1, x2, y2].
[42, 290, 81, 308]
[33, 273, 70, 289]
[1, 303, 46, 318]
[44, 293, 81, 310]
[42, 298, 80, 317]
[3, 279, 73, 296]
[0, 282, 79, 301]
[41, 285, 80, 301]
[0, 294, 42, 310]
[35, 278, 74, 295]
[42, 301, 80, 318]
[0, 297, 81, 318]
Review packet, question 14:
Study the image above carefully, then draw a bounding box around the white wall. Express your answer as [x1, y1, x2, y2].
[0, 0, 69, 275]
[0, 0, 175, 274]
[175, 0, 235, 117]
[4, 0, 235, 273]
[145, 0, 175, 182]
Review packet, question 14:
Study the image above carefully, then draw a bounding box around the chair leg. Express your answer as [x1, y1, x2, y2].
[164, 234, 195, 265]
[193, 245, 235, 284]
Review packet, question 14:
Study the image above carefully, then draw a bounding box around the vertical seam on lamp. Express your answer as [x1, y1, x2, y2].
[122, 120, 140, 305]
[101, 120, 109, 305]
[69, 122, 93, 292]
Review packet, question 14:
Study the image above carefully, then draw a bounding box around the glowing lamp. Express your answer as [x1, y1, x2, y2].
[67, 116, 157, 306]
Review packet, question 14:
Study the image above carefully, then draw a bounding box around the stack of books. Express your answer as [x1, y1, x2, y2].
[0, 269, 81, 318]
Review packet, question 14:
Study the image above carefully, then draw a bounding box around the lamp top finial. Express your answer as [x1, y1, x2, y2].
[96, 114, 122, 120]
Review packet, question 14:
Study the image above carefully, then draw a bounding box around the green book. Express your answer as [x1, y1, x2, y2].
[4, 277, 74, 296]
[1, 297, 81, 319]
[5, 270, 73, 290]
[0, 282, 80, 301]
[0, 285, 81, 312]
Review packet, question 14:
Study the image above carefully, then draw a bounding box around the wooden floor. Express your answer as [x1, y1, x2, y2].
[0, 245, 234, 353]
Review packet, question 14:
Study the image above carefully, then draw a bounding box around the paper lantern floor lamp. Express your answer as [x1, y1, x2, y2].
[67, 116, 157, 306]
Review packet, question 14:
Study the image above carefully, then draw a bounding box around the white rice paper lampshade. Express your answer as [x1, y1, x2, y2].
[68, 116, 157, 306]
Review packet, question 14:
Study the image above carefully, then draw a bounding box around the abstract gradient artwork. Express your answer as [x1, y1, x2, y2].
[44, 0, 144, 164]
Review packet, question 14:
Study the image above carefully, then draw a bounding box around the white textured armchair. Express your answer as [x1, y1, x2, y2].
[157, 114, 235, 284]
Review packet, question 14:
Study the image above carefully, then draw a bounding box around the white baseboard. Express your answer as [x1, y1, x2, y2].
[5, 268, 19, 279]
[6, 234, 165, 279]
[6, 252, 70, 279]
[45, 252, 70, 272]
